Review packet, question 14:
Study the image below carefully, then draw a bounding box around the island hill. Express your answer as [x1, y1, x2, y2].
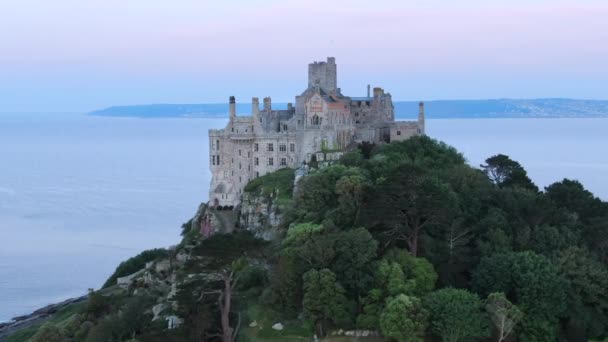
[10, 136, 608, 342]
[8, 62, 608, 342]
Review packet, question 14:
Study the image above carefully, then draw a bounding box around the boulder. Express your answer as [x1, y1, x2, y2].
[271, 322, 283, 331]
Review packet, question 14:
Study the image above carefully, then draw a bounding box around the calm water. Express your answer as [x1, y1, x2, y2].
[0, 114, 606, 322]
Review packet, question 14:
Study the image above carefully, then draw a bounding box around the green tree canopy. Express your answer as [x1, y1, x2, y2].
[302, 269, 352, 337]
[424, 288, 488, 342]
[380, 294, 429, 342]
[481, 154, 537, 191]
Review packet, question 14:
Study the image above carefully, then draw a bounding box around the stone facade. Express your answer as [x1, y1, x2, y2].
[209, 57, 425, 207]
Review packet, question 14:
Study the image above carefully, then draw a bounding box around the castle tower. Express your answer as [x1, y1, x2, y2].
[308, 57, 337, 92]
[418, 101, 425, 134]
[229, 96, 236, 119]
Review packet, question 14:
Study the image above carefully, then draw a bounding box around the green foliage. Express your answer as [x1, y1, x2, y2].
[29, 323, 65, 342]
[243, 167, 295, 202]
[472, 251, 567, 341]
[329, 228, 378, 298]
[481, 154, 538, 191]
[424, 288, 489, 342]
[485, 292, 523, 342]
[290, 165, 366, 224]
[380, 294, 428, 342]
[357, 250, 437, 330]
[102, 248, 168, 288]
[360, 165, 458, 256]
[556, 247, 608, 339]
[302, 269, 352, 336]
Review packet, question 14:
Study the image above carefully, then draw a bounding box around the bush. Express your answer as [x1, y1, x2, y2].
[102, 248, 168, 288]
[29, 323, 65, 342]
[243, 168, 295, 201]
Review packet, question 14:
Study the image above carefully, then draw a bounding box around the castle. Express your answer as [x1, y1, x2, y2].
[209, 57, 425, 207]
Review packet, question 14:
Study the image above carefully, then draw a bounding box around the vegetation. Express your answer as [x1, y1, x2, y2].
[17, 135, 608, 341]
[243, 167, 295, 202]
[102, 248, 168, 288]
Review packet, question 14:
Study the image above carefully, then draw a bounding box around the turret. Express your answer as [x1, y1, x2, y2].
[367, 84, 371, 98]
[418, 101, 425, 134]
[229, 96, 236, 119]
[263, 97, 272, 111]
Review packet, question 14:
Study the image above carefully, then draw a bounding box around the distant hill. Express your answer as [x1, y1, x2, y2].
[90, 99, 608, 119]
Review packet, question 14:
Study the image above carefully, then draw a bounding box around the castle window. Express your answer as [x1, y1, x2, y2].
[217, 155, 220, 164]
[212, 156, 215, 165]
[248, 165, 251, 171]
[397, 130, 401, 136]
[231, 170, 234, 176]
[239, 163, 242, 169]
[279, 144, 286, 152]
[216, 140, 220, 150]
[224, 171, 228, 177]
[268, 157, 274, 166]
[239, 176, 242, 183]
[239, 150, 241, 156]
[290, 143, 295, 152]
[267, 143, 274, 152]
[254, 143, 259, 152]
[281, 158, 287, 166]
[254, 157, 259, 166]
[231, 127, 234, 132]
[255, 171, 259, 178]
[248, 151, 251, 158]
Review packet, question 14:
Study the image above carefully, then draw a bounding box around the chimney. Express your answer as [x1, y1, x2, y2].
[367, 84, 371, 98]
[229, 96, 236, 119]
[252, 97, 259, 117]
[263, 97, 272, 111]
[418, 101, 425, 134]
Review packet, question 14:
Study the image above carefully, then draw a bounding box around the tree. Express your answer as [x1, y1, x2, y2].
[485, 292, 523, 342]
[302, 269, 352, 337]
[380, 295, 429, 342]
[30, 323, 65, 342]
[556, 247, 608, 339]
[330, 228, 378, 300]
[334, 174, 368, 226]
[190, 231, 268, 342]
[357, 251, 437, 330]
[481, 154, 537, 191]
[472, 252, 567, 341]
[424, 288, 489, 342]
[361, 165, 457, 256]
[545, 179, 608, 262]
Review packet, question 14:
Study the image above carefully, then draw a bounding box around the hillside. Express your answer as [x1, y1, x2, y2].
[8, 137, 608, 342]
[89, 98, 608, 119]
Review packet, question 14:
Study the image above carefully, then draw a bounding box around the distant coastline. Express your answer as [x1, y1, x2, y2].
[89, 98, 608, 119]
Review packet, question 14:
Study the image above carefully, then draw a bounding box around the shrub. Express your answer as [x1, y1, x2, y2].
[102, 248, 168, 288]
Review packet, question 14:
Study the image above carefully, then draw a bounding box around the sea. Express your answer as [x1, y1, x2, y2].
[0, 113, 607, 323]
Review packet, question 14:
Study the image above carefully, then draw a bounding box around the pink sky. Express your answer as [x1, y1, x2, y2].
[1, 0, 607, 111]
